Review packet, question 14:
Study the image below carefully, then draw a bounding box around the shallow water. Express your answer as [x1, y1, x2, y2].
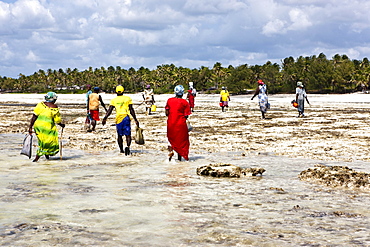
[0, 133, 369, 246]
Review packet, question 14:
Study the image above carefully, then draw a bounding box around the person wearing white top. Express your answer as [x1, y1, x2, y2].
[295, 81, 310, 117]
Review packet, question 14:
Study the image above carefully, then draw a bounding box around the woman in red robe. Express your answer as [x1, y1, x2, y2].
[165, 85, 191, 161]
[186, 87, 196, 112]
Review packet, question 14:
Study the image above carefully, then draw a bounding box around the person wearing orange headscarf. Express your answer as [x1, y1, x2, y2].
[251, 79, 269, 119]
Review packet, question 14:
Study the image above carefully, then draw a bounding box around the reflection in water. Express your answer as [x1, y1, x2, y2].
[0, 134, 370, 246]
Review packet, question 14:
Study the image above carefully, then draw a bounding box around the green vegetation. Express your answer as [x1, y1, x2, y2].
[1, 53, 369, 94]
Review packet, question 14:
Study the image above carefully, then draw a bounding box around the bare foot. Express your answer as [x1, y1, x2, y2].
[168, 151, 174, 161]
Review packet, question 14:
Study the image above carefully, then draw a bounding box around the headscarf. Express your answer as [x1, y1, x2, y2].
[258, 80, 264, 85]
[174, 85, 184, 96]
[44, 92, 58, 102]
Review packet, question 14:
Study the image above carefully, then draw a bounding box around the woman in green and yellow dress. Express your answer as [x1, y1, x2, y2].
[28, 92, 66, 162]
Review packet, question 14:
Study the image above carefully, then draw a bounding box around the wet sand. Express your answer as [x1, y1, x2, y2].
[1, 93, 370, 246]
[1, 92, 370, 162]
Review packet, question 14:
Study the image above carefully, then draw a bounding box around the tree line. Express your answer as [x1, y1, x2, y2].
[1, 53, 369, 94]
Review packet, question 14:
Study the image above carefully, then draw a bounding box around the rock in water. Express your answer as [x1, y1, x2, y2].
[197, 163, 241, 177]
[243, 167, 266, 176]
[299, 164, 370, 190]
[196, 163, 265, 178]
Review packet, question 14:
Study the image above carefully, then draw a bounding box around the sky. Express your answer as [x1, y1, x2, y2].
[1, 0, 370, 78]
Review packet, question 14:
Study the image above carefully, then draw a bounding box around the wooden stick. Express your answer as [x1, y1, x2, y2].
[60, 127, 64, 160]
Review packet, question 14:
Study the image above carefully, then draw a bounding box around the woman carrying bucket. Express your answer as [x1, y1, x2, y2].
[296, 81, 310, 118]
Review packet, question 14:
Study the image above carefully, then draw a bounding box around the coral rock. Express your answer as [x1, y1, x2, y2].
[299, 164, 370, 190]
[196, 163, 265, 178]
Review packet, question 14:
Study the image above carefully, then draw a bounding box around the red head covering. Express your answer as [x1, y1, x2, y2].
[258, 80, 264, 85]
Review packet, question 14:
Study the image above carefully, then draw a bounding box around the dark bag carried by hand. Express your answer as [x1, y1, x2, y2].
[187, 120, 193, 132]
[135, 127, 145, 145]
[20, 134, 33, 159]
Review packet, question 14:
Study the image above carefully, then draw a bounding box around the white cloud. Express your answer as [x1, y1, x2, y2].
[0, 3, 12, 33]
[1, 0, 370, 77]
[281, 0, 329, 5]
[0, 42, 13, 61]
[184, 0, 247, 14]
[262, 19, 286, 35]
[0, 2, 10, 20]
[101, 4, 184, 31]
[26, 50, 39, 62]
[347, 48, 361, 59]
[287, 8, 312, 30]
[11, 0, 55, 29]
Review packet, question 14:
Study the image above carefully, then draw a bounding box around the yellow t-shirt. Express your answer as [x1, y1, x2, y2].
[220, 90, 229, 101]
[109, 95, 132, 124]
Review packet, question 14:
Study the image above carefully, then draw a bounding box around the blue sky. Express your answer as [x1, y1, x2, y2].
[1, 0, 370, 78]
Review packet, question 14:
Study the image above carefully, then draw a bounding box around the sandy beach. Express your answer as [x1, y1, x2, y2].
[1, 92, 370, 162]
